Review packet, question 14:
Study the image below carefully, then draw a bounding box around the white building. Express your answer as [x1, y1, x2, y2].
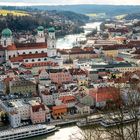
[9, 111, 21, 128]
[0, 27, 63, 68]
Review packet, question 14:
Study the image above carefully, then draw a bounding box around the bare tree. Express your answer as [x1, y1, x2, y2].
[71, 80, 140, 140]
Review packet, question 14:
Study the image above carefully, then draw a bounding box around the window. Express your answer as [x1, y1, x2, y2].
[4, 40, 6, 46]
[38, 59, 41, 61]
[25, 60, 28, 62]
[41, 51, 44, 53]
[35, 51, 38, 54]
[23, 52, 26, 54]
[44, 58, 47, 61]
[32, 59, 34, 62]
[29, 52, 32, 54]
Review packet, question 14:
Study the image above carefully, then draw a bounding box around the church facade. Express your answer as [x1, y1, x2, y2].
[0, 26, 63, 68]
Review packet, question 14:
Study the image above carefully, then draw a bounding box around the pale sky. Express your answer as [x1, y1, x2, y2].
[0, 0, 140, 6]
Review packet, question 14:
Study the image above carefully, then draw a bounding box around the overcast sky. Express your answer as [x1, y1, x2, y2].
[0, 0, 140, 6]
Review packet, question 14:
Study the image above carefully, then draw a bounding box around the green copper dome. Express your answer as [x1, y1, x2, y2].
[2, 28, 12, 37]
[37, 26, 44, 31]
[48, 27, 55, 32]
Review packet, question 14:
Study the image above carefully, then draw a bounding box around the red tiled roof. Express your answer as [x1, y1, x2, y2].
[128, 40, 140, 46]
[69, 68, 87, 75]
[10, 53, 48, 62]
[108, 28, 129, 33]
[16, 42, 47, 50]
[90, 87, 120, 102]
[114, 77, 129, 83]
[20, 53, 48, 59]
[7, 44, 17, 51]
[3, 77, 13, 83]
[32, 103, 45, 112]
[59, 96, 76, 104]
[0, 45, 6, 51]
[10, 56, 23, 62]
[22, 61, 59, 68]
[52, 105, 67, 110]
[115, 57, 124, 62]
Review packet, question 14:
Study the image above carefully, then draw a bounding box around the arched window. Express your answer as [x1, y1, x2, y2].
[29, 52, 32, 54]
[9, 56, 11, 59]
[38, 59, 41, 61]
[13, 54, 15, 57]
[35, 51, 38, 54]
[32, 59, 34, 62]
[41, 51, 44, 53]
[25, 60, 28, 62]
[44, 58, 47, 61]
[23, 52, 26, 54]
[4, 40, 6, 46]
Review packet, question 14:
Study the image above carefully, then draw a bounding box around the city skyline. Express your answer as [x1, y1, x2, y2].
[0, 0, 140, 6]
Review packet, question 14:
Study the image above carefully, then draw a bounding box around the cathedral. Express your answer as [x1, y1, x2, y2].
[0, 26, 63, 68]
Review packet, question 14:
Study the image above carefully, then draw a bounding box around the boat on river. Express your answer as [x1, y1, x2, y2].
[77, 115, 103, 127]
[100, 114, 135, 128]
[0, 124, 58, 140]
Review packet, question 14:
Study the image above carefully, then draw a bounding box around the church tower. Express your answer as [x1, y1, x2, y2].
[36, 26, 45, 43]
[1, 28, 12, 47]
[47, 27, 57, 57]
[1, 28, 13, 62]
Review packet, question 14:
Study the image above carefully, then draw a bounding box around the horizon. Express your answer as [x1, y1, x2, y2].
[0, 0, 140, 6]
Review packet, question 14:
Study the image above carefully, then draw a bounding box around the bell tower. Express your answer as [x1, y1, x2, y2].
[47, 27, 57, 57]
[36, 26, 45, 43]
[1, 28, 12, 47]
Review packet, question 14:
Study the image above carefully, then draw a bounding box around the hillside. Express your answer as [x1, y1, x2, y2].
[0, 9, 29, 16]
[0, 8, 89, 37]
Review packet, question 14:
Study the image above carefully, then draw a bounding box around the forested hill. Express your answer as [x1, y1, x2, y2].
[31, 5, 140, 16]
[0, 8, 89, 36]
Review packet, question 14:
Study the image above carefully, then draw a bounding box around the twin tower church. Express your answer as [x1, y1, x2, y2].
[0, 26, 63, 68]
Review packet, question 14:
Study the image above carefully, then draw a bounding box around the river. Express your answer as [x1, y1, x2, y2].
[27, 126, 81, 140]
[28, 22, 101, 140]
[56, 22, 102, 49]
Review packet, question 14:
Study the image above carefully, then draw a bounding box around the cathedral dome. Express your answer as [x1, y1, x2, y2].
[48, 27, 55, 32]
[2, 28, 12, 37]
[37, 26, 44, 31]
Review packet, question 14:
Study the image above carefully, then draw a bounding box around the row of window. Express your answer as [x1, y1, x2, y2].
[22, 51, 45, 55]
[8, 51, 46, 59]
[25, 58, 47, 62]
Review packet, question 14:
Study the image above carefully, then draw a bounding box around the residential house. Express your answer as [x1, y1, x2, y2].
[52, 105, 67, 119]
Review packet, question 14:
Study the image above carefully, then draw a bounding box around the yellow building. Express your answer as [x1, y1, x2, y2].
[103, 50, 119, 58]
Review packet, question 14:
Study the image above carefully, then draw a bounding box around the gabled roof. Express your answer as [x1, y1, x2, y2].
[59, 96, 76, 104]
[32, 103, 45, 112]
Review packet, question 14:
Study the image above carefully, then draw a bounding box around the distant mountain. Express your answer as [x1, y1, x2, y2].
[125, 13, 140, 20]
[2, 5, 140, 17]
[30, 5, 140, 16]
